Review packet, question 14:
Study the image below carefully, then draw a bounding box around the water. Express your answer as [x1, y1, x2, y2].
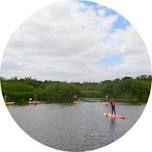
[8, 102, 145, 152]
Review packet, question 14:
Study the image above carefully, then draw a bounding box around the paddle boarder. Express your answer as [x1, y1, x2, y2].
[104, 97, 125, 119]
[73, 95, 79, 103]
[105, 96, 116, 115]
[109, 98, 116, 115]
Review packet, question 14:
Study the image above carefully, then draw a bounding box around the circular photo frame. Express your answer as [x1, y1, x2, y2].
[1, 0, 151, 152]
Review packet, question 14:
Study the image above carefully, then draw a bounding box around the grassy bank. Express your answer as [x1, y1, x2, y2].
[1, 75, 151, 105]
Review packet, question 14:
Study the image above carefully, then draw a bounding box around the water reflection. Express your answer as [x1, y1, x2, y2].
[110, 119, 116, 129]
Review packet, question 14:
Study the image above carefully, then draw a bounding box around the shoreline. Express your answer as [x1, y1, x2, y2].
[5, 100, 146, 106]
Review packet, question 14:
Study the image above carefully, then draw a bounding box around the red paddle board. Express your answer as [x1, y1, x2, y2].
[104, 112, 125, 119]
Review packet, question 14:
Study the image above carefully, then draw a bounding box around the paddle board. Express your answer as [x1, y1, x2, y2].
[104, 112, 125, 119]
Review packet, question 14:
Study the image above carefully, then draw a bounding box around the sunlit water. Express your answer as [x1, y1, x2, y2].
[8, 102, 145, 152]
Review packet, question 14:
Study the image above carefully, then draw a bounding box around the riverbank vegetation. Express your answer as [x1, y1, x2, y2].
[1, 75, 151, 104]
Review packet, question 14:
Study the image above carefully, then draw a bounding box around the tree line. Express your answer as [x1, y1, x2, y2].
[1, 75, 151, 104]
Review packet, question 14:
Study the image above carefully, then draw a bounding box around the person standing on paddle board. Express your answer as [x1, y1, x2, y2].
[104, 96, 116, 115]
[104, 98, 116, 115]
[109, 99, 116, 115]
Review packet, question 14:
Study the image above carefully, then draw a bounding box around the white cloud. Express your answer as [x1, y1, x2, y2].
[0, 0, 151, 82]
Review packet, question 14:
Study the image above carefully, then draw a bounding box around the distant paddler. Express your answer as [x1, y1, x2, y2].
[28, 97, 33, 104]
[28, 98, 38, 104]
[73, 95, 79, 103]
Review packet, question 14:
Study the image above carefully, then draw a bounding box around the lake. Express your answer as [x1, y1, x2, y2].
[8, 102, 145, 152]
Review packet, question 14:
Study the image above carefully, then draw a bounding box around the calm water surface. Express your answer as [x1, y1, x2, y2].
[8, 102, 145, 152]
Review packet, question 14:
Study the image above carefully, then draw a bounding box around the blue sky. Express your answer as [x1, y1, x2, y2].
[80, 0, 103, 10]
[80, 0, 129, 67]
[80, 0, 130, 31]
[96, 53, 124, 67]
[2, 0, 150, 81]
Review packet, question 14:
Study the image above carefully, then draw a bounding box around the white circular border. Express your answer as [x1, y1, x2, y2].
[0, 0, 152, 152]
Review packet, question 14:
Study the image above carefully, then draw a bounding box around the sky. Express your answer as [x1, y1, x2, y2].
[0, 0, 151, 82]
